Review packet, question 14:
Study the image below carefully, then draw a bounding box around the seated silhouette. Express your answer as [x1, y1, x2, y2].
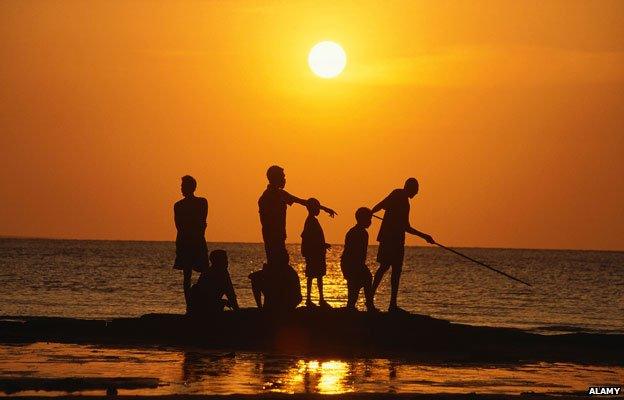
[341, 207, 377, 312]
[188, 250, 239, 315]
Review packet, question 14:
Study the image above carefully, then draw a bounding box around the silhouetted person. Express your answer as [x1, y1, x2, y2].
[341, 207, 376, 312]
[258, 165, 336, 268]
[371, 178, 434, 312]
[188, 250, 239, 315]
[249, 267, 266, 308]
[173, 175, 208, 313]
[248, 262, 302, 310]
[301, 198, 332, 308]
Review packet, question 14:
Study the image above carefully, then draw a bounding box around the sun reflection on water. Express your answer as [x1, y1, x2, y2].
[286, 359, 351, 394]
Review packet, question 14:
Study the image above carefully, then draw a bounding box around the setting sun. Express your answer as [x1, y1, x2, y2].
[308, 41, 347, 78]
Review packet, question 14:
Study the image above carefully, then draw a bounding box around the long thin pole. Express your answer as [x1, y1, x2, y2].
[371, 214, 532, 287]
[433, 242, 532, 287]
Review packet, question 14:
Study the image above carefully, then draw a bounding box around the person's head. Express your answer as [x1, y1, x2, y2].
[209, 250, 228, 269]
[266, 165, 286, 188]
[355, 207, 372, 229]
[404, 177, 419, 198]
[181, 175, 197, 197]
[306, 198, 321, 216]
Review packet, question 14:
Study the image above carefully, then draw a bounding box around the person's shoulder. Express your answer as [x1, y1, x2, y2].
[388, 188, 408, 202]
[346, 225, 364, 237]
[174, 198, 186, 208]
[258, 186, 274, 201]
[258, 188, 269, 203]
[280, 188, 296, 202]
[346, 225, 358, 235]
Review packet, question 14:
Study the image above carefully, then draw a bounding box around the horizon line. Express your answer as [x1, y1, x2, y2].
[1, 235, 622, 253]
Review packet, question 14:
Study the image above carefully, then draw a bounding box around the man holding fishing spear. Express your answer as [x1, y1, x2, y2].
[371, 177, 435, 312]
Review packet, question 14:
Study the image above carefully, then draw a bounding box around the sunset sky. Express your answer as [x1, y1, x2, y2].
[1, 0, 623, 250]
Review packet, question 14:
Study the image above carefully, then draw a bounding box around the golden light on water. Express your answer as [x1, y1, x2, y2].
[2, 343, 622, 395]
[289, 359, 351, 394]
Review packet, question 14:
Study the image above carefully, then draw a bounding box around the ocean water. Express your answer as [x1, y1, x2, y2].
[1, 343, 622, 396]
[1, 238, 623, 396]
[1, 238, 622, 333]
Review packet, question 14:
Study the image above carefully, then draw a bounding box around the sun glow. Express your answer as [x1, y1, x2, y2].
[308, 41, 347, 78]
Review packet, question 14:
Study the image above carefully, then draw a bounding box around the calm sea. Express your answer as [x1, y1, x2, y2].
[1, 238, 623, 396]
[1, 238, 622, 334]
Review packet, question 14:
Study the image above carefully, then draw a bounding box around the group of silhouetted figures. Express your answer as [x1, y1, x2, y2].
[174, 165, 435, 316]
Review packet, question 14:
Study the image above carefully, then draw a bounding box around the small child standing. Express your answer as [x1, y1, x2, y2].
[340, 207, 377, 312]
[301, 198, 332, 308]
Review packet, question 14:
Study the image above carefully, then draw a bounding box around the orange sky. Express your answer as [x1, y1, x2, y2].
[1, 0, 623, 250]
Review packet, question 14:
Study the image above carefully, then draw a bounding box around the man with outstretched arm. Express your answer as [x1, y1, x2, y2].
[250, 165, 336, 310]
[371, 177, 434, 312]
[258, 165, 336, 267]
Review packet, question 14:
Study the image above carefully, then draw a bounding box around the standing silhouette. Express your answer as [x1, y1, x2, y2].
[371, 178, 434, 312]
[258, 165, 336, 267]
[173, 175, 208, 313]
[301, 198, 332, 308]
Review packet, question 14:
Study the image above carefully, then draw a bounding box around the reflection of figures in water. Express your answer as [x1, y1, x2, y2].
[181, 350, 235, 386]
[257, 354, 299, 392]
[388, 359, 399, 380]
[298, 360, 350, 394]
[181, 351, 204, 384]
[173, 175, 209, 313]
[387, 359, 400, 394]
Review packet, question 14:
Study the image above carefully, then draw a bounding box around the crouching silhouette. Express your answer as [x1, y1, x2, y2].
[341, 207, 377, 312]
[188, 250, 239, 315]
[249, 263, 302, 311]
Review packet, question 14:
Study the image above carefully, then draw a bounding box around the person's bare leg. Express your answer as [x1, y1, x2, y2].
[250, 272, 263, 308]
[318, 277, 331, 308]
[183, 269, 192, 314]
[372, 264, 390, 296]
[306, 277, 313, 306]
[346, 280, 358, 309]
[389, 263, 403, 310]
[363, 272, 376, 311]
